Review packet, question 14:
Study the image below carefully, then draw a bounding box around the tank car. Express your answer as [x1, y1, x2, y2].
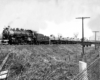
[2, 26, 36, 44]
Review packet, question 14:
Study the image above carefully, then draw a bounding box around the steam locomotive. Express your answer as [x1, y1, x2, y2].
[2, 26, 50, 45]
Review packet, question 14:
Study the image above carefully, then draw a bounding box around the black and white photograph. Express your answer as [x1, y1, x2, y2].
[0, 0, 100, 80]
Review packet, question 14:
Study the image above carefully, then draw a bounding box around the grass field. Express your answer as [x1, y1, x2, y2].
[0, 44, 97, 80]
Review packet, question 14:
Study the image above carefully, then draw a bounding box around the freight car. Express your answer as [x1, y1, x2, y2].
[35, 33, 50, 44]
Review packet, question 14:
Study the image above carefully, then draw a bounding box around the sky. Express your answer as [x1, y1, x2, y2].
[0, 0, 100, 39]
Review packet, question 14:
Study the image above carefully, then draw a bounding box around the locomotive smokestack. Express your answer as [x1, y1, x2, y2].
[8, 26, 10, 28]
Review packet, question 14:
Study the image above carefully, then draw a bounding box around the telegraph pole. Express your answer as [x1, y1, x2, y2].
[93, 31, 99, 50]
[76, 17, 90, 61]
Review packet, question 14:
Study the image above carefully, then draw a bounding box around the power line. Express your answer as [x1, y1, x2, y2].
[76, 17, 90, 61]
[93, 31, 99, 50]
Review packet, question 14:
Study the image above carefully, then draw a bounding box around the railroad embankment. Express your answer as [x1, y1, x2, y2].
[0, 44, 96, 80]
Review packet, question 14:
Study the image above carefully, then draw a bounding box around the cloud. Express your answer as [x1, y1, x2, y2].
[0, 0, 99, 38]
[88, 14, 100, 31]
[39, 20, 93, 38]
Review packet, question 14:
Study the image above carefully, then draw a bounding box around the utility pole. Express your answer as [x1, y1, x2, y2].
[93, 31, 99, 50]
[76, 17, 90, 61]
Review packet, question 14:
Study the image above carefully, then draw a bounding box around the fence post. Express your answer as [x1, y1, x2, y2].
[79, 61, 88, 80]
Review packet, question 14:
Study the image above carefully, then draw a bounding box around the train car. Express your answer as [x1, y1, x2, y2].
[35, 33, 49, 44]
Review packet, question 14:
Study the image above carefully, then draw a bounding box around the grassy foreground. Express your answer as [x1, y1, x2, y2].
[0, 44, 96, 80]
